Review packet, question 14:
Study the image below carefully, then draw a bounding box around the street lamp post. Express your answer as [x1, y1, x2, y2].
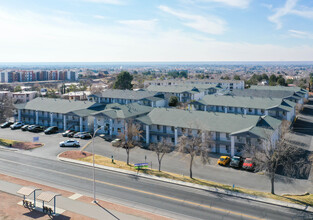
[92, 126, 102, 203]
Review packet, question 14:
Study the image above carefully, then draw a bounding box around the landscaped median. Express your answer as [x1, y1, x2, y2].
[58, 150, 313, 210]
[0, 138, 44, 150]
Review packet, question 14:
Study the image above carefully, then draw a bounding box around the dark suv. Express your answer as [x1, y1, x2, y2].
[230, 156, 243, 168]
[44, 126, 59, 134]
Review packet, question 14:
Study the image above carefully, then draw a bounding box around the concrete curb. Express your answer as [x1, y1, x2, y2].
[57, 155, 313, 213]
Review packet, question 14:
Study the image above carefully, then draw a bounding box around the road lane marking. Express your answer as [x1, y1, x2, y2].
[0, 157, 264, 220]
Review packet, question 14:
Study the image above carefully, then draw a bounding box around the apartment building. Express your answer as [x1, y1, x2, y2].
[191, 95, 296, 121]
[14, 98, 106, 132]
[249, 86, 308, 101]
[62, 91, 91, 101]
[88, 89, 166, 107]
[136, 108, 281, 156]
[146, 84, 219, 103]
[144, 79, 245, 90]
[230, 89, 304, 104]
[0, 70, 78, 83]
[12, 91, 37, 103]
[92, 103, 152, 135]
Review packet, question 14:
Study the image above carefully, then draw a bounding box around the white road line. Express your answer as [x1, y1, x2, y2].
[68, 193, 83, 200]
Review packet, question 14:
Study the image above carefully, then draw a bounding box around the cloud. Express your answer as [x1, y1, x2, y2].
[268, 0, 313, 29]
[198, 0, 251, 9]
[93, 15, 107, 19]
[81, 0, 123, 5]
[118, 19, 158, 32]
[288, 29, 313, 39]
[159, 5, 226, 35]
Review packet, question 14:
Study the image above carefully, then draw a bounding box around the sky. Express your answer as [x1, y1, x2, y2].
[0, 0, 313, 62]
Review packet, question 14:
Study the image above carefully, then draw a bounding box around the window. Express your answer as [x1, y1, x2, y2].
[226, 145, 230, 153]
[248, 108, 252, 112]
[181, 128, 185, 133]
[117, 128, 121, 132]
[261, 109, 265, 114]
[226, 133, 230, 140]
[157, 125, 160, 130]
[171, 126, 175, 132]
[172, 138, 175, 143]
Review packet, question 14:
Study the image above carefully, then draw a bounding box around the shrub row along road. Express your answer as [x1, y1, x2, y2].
[0, 150, 312, 220]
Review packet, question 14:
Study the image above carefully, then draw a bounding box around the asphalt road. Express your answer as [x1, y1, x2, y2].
[0, 150, 312, 220]
[0, 127, 312, 195]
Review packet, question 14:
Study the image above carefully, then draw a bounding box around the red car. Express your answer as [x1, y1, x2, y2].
[242, 158, 255, 171]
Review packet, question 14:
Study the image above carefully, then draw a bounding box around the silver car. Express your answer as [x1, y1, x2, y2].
[59, 139, 80, 147]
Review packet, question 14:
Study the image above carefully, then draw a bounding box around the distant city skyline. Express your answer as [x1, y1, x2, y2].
[0, 0, 313, 62]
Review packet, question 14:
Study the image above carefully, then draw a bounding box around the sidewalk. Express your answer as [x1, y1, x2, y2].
[0, 174, 171, 220]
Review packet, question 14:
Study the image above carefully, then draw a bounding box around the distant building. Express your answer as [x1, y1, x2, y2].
[12, 91, 37, 103]
[62, 91, 91, 101]
[88, 89, 166, 107]
[144, 79, 245, 91]
[146, 84, 219, 103]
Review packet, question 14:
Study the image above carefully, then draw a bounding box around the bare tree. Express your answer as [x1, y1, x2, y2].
[149, 139, 172, 172]
[177, 130, 211, 178]
[115, 120, 143, 165]
[244, 121, 308, 194]
[295, 103, 303, 115]
[0, 96, 14, 123]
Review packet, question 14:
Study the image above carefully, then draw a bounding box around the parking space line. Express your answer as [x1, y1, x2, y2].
[81, 140, 92, 151]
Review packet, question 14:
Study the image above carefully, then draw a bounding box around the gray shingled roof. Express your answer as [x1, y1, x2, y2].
[92, 103, 152, 119]
[14, 97, 104, 114]
[250, 85, 306, 93]
[231, 89, 299, 99]
[195, 95, 295, 111]
[147, 84, 218, 94]
[91, 89, 159, 100]
[136, 108, 279, 135]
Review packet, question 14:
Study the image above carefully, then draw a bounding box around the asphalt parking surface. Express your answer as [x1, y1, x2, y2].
[0, 128, 90, 160]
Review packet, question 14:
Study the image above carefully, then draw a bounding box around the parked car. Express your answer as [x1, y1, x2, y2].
[59, 139, 80, 147]
[1, 121, 13, 128]
[74, 132, 92, 139]
[28, 125, 45, 133]
[217, 156, 231, 166]
[229, 156, 243, 168]
[44, 126, 58, 134]
[10, 122, 24, 130]
[67, 131, 77, 138]
[242, 158, 255, 171]
[21, 125, 30, 131]
[99, 134, 112, 142]
[62, 130, 73, 137]
[111, 138, 121, 147]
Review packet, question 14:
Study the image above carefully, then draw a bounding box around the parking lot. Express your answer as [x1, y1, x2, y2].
[0, 127, 90, 160]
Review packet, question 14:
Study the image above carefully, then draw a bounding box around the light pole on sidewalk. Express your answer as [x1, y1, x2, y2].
[92, 125, 103, 203]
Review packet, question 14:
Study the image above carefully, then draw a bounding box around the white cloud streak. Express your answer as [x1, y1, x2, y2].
[198, 0, 251, 9]
[268, 0, 313, 29]
[81, 0, 123, 5]
[288, 29, 313, 39]
[118, 19, 158, 32]
[159, 5, 226, 35]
